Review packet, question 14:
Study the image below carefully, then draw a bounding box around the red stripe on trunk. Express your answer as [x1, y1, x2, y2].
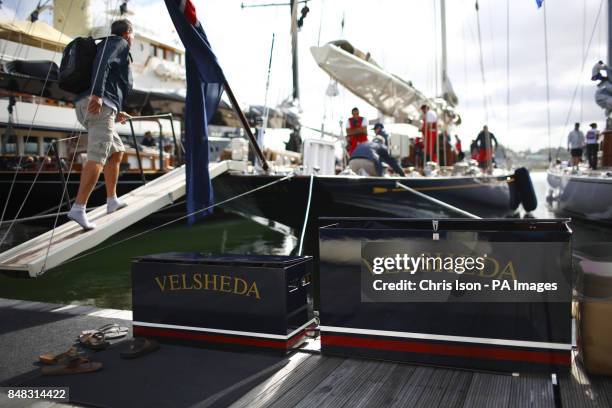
[321, 334, 570, 365]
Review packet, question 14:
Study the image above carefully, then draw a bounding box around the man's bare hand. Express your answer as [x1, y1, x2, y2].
[116, 111, 132, 124]
[88, 95, 103, 115]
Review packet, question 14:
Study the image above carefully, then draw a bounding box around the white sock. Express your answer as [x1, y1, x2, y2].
[68, 205, 96, 230]
[107, 196, 127, 214]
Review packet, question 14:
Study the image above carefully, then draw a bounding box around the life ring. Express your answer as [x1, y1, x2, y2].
[513, 167, 538, 212]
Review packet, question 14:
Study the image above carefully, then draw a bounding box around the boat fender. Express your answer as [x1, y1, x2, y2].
[514, 167, 538, 212]
[507, 176, 521, 210]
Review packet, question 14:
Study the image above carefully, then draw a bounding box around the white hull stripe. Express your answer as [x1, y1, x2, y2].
[134, 318, 317, 341]
[320, 326, 572, 351]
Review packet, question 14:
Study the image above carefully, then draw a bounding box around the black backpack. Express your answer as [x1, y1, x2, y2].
[58, 37, 105, 94]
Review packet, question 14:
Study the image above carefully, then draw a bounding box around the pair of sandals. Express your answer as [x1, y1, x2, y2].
[39, 347, 102, 376]
[78, 323, 129, 350]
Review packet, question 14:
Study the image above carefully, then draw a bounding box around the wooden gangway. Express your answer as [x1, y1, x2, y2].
[0, 160, 245, 278]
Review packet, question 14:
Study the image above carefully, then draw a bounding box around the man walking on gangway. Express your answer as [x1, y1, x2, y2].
[67, 19, 134, 230]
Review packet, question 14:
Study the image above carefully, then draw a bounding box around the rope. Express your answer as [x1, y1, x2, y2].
[506, 0, 510, 137]
[433, 0, 439, 96]
[555, 0, 604, 157]
[0, 0, 78, 233]
[298, 174, 314, 256]
[41, 0, 124, 273]
[50, 173, 296, 271]
[396, 182, 481, 219]
[580, 0, 587, 122]
[474, 1, 489, 124]
[542, 0, 551, 162]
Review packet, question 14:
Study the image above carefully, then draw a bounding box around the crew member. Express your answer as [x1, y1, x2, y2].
[475, 125, 498, 169]
[142, 131, 156, 147]
[454, 135, 465, 161]
[372, 123, 389, 145]
[585, 122, 600, 169]
[420, 104, 438, 162]
[567, 122, 585, 169]
[346, 107, 368, 155]
[349, 136, 405, 177]
[68, 19, 134, 230]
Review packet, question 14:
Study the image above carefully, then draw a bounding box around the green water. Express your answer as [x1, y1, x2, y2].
[0, 216, 294, 310]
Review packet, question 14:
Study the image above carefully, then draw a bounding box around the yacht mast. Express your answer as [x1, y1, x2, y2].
[440, 0, 448, 95]
[290, 0, 300, 104]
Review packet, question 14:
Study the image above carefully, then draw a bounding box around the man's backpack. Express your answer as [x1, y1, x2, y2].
[58, 37, 103, 94]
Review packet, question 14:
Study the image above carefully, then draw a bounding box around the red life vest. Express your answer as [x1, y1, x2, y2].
[348, 116, 368, 155]
[349, 117, 367, 137]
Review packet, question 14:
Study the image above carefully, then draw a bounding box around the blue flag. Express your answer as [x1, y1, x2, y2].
[536, 0, 543, 8]
[164, 0, 225, 224]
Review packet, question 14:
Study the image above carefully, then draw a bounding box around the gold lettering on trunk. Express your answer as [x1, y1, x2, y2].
[234, 277, 248, 295]
[204, 274, 217, 290]
[193, 273, 202, 290]
[220, 275, 231, 292]
[499, 262, 518, 281]
[154, 276, 167, 291]
[181, 273, 193, 290]
[247, 282, 261, 300]
[169, 274, 180, 291]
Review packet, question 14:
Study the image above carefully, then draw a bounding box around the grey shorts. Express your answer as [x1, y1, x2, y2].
[349, 158, 378, 177]
[75, 98, 125, 165]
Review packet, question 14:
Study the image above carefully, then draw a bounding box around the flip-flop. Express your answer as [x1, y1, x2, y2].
[80, 323, 129, 340]
[39, 346, 84, 365]
[78, 332, 109, 350]
[120, 338, 159, 359]
[41, 356, 102, 376]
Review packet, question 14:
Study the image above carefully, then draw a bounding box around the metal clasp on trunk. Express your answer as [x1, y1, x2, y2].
[432, 219, 439, 240]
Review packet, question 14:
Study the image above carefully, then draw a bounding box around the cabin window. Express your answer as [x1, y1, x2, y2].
[1, 136, 16, 154]
[43, 137, 56, 155]
[24, 140, 38, 154]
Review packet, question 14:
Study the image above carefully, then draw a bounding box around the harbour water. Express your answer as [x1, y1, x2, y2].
[0, 170, 610, 309]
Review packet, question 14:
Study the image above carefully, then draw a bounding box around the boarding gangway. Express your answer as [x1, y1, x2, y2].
[0, 160, 245, 278]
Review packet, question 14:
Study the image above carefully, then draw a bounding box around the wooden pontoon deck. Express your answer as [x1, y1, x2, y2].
[0, 298, 610, 408]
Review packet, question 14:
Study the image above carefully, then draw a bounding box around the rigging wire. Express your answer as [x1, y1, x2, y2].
[53, 174, 296, 269]
[0, 0, 79, 246]
[297, 173, 314, 256]
[474, 0, 489, 124]
[542, 0, 552, 161]
[506, 0, 510, 137]
[580, 0, 587, 122]
[554, 0, 605, 156]
[433, 0, 439, 96]
[42, 0, 127, 273]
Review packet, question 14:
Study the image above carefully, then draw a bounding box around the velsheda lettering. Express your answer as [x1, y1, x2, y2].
[204, 273, 217, 290]
[234, 277, 248, 295]
[153, 273, 261, 299]
[169, 274, 180, 290]
[154, 276, 166, 291]
[193, 273, 203, 289]
[181, 273, 193, 290]
[246, 282, 261, 299]
[220, 275, 232, 292]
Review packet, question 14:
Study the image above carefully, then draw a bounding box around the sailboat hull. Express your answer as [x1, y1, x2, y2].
[212, 173, 514, 231]
[547, 169, 612, 223]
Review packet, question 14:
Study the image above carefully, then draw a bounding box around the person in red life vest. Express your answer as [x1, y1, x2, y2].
[475, 125, 498, 170]
[420, 104, 438, 163]
[345, 107, 368, 155]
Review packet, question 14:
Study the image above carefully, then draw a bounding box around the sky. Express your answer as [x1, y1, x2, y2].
[1, 0, 609, 151]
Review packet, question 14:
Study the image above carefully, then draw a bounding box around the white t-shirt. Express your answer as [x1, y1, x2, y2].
[425, 110, 437, 123]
